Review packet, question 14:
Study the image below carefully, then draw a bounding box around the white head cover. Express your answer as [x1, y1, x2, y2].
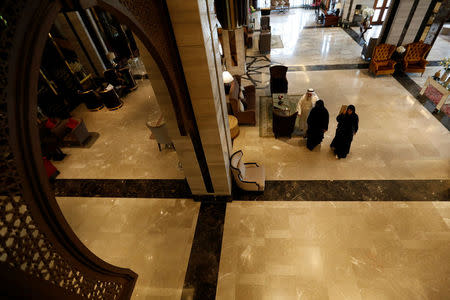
[307, 88, 314, 93]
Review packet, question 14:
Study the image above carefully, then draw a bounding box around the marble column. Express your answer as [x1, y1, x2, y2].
[166, 0, 233, 195]
[222, 28, 247, 76]
[133, 34, 207, 194]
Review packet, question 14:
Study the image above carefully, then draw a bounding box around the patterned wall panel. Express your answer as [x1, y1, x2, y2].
[0, 0, 137, 298]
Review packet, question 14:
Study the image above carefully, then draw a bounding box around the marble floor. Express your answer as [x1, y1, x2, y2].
[216, 201, 450, 300]
[234, 69, 450, 180]
[52, 80, 184, 179]
[56, 197, 200, 300]
[237, 8, 450, 180]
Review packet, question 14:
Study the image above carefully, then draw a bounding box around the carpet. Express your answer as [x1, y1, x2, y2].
[271, 35, 284, 49]
[259, 95, 303, 137]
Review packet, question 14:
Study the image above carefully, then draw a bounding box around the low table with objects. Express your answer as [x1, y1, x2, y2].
[228, 115, 240, 140]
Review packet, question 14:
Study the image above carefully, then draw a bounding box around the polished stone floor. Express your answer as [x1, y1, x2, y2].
[236, 9, 450, 180]
[53, 80, 184, 179]
[53, 9, 450, 300]
[56, 197, 199, 300]
[216, 201, 450, 300]
[235, 69, 450, 180]
[269, 10, 366, 66]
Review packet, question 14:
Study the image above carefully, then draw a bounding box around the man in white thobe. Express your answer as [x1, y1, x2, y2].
[297, 88, 318, 136]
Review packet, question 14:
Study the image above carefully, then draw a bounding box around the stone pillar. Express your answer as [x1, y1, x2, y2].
[222, 28, 246, 76]
[133, 34, 208, 194]
[167, 0, 233, 195]
[379, 0, 448, 47]
[54, 11, 106, 76]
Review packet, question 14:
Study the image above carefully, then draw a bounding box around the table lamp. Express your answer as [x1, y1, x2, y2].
[223, 71, 234, 94]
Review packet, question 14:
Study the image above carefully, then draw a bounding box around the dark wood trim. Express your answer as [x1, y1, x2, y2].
[5, 0, 138, 296]
[397, 0, 420, 46]
[414, 0, 439, 42]
[379, 0, 400, 44]
[0, 263, 83, 300]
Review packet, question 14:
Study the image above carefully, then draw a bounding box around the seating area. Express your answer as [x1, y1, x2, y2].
[369, 43, 397, 76]
[369, 41, 432, 76]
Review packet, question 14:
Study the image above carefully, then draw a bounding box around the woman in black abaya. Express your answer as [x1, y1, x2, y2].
[330, 105, 359, 159]
[306, 100, 329, 150]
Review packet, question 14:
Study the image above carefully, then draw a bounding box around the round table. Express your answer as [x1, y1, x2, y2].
[228, 115, 239, 139]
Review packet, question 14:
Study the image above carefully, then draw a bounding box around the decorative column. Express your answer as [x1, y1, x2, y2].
[222, 28, 247, 76]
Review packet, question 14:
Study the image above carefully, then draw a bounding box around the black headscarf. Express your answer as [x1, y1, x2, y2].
[315, 100, 325, 109]
[347, 105, 355, 113]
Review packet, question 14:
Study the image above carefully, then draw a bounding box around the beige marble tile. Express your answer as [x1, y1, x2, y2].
[56, 197, 200, 300]
[233, 69, 449, 180]
[216, 201, 450, 300]
[52, 80, 185, 179]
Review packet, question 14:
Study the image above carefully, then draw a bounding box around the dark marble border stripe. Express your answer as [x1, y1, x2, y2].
[53, 179, 191, 198]
[286, 63, 369, 72]
[342, 27, 365, 47]
[393, 71, 449, 130]
[182, 202, 226, 300]
[301, 25, 325, 29]
[428, 60, 442, 66]
[233, 180, 449, 201]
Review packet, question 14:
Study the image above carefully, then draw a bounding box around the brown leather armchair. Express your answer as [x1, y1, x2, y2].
[402, 42, 431, 75]
[369, 44, 396, 76]
[229, 78, 256, 125]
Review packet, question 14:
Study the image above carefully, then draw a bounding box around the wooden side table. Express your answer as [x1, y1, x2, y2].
[228, 115, 240, 140]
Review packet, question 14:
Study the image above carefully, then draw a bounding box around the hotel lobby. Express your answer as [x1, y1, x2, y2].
[1, 0, 449, 299]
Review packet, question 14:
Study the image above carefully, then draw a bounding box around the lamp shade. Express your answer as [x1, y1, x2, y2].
[335, 2, 342, 9]
[222, 71, 234, 84]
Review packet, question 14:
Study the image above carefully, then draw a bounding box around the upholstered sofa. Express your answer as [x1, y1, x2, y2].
[402, 41, 431, 75]
[369, 44, 397, 76]
[230, 150, 265, 192]
[229, 77, 256, 125]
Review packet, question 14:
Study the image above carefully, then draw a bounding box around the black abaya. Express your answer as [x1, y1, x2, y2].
[306, 101, 329, 150]
[330, 111, 359, 158]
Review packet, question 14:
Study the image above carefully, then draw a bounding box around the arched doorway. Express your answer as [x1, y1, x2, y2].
[0, 0, 206, 298]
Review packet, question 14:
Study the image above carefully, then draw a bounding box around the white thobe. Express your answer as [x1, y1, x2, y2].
[296, 93, 318, 133]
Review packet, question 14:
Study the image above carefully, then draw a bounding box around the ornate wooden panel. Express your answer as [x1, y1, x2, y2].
[0, 0, 137, 298]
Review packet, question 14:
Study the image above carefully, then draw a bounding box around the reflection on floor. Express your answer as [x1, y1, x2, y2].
[53, 80, 184, 179]
[56, 197, 199, 300]
[236, 9, 450, 180]
[216, 201, 450, 300]
[234, 69, 450, 180]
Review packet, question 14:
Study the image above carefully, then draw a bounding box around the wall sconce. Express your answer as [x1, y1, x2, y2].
[222, 70, 234, 94]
